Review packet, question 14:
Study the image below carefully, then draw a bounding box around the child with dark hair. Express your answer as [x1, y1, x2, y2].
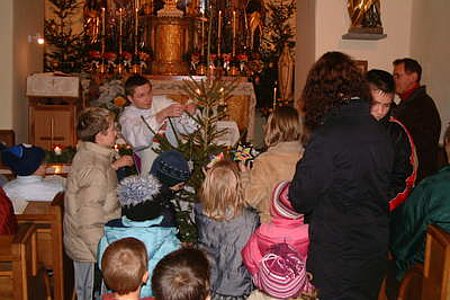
[98, 173, 182, 298]
[101, 237, 153, 300]
[152, 248, 211, 300]
[1, 143, 65, 213]
[120, 75, 197, 174]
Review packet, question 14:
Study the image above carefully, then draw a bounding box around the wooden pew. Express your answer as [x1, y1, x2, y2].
[421, 224, 450, 299]
[397, 264, 423, 300]
[17, 192, 74, 300]
[0, 223, 38, 299]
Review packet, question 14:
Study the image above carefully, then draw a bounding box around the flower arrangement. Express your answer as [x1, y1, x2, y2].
[90, 79, 128, 117]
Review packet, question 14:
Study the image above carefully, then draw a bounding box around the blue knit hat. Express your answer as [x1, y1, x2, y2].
[150, 150, 191, 187]
[1, 144, 45, 176]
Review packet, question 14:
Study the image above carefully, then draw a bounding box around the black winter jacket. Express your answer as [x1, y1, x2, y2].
[392, 86, 441, 183]
[289, 99, 394, 300]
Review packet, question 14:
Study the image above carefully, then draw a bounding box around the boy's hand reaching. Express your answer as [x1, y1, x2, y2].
[112, 155, 134, 170]
[156, 104, 185, 123]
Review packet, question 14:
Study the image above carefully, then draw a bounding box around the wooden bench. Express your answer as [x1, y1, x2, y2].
[17, 192, 74, 300]
[0, 222, 40, 299]
[421, 224, 450, 299]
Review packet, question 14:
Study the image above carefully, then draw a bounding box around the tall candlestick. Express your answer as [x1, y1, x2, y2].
[118, 8, 123, 56]
[217, 10, 222, 57]
[232, 10, 236, 57]
[207, 6, 213, 70]
[201, 18, 205, 56]
[135, 0, 139, 55]
[101, 7, 106, 56]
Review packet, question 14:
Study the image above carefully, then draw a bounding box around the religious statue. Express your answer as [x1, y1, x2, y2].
[186, 0, 199, 16]
[347, 0, 383, 33]
[83, 1, 101, 44]
[278, 43, 294, 101]
[142, 0, 154, 15]
[245, 0, 265, 51]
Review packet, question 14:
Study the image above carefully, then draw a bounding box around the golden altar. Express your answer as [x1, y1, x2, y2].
[147, 76, 256, 141]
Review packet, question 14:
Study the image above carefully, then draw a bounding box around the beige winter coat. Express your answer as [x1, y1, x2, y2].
[242, 141, 303, 223]
[63, 141, 120, 262]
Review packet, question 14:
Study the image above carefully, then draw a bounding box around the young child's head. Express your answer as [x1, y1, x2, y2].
[270, 181, 303, 221]
[150, 150, 191, 190]
[200, 160, 244, 221]
[152, 248, 210, 300]
[1, 144, 46, 176]
[77, 107, 116, 147]
[101, 237, 148, 297]
[125, 75, 153, 109]
[264, 106, 301, 148]
[117, 174, 163, 222]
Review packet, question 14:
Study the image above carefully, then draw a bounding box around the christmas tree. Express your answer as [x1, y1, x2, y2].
[44, 0, 85, 73]
[147, 77, 240, 242]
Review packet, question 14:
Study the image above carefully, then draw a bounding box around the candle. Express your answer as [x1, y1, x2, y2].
[135, 8, 139, 36]
[273, 86, 277, 109]
[101, 7, 106, 36]
[232, 10, 236, 57]
[54, 146, 62, 156]
[119, 8, 123, 36]
[218, 10, 222, 56]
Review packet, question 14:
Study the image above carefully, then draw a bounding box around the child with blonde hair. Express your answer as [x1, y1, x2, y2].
[241, 106, 303, 223]
[195, 160, 259, 300]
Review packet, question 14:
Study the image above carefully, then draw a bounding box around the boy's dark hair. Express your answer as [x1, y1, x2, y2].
[393, 58, 422, 82]
[125, 75, 152, 97]
[152, 248, 210, 300]
[366, 69, 395, 94]
[77, 107, 114, 142]
[101, 237, 148, 296]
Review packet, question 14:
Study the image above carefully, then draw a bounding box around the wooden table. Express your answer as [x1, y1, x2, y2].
[16, 192, 73, 300]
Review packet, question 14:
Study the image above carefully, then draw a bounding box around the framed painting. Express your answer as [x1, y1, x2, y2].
[354, 60, 368, 74]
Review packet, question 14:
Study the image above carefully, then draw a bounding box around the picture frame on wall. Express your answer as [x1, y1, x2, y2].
[354, 60, 368, 74]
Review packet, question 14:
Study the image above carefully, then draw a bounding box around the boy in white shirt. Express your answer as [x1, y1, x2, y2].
[120, 75, 197, 174]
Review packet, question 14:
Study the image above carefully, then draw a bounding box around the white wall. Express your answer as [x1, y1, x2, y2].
[0, 0, 44, 142]
[0, 1, 14, 130]
[295, 0, 450, 141]
[296, 0, 414, 103]
[314, 0, 413, 70]
[410, 0, 450, 140]
[13, 0, 45, 143]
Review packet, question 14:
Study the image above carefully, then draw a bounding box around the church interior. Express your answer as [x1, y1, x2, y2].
[0, 0, 450, 299]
